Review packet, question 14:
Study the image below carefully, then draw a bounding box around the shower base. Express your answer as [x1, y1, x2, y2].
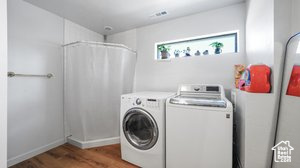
[67, 136, 120, 149]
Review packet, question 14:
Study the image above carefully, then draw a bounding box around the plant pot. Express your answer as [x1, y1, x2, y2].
[203, 50, 209, 55]
[174, 53, 180, 57]
[185, 53, 191, 57]
[161, 51, 169, 59]
[215, 48, 222, 54]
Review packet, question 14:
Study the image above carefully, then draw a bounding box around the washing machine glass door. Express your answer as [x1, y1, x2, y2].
[123, 108, 158, 150]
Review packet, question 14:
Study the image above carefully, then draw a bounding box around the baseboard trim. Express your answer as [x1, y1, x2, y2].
[7, 138, 65, 167]
[67, 136, 120, 149]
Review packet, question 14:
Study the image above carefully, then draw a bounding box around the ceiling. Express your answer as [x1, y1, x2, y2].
[24, 0, 245, 35]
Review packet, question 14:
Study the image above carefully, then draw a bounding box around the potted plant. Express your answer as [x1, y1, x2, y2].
[183, 47, 191, 56]
[174, 50, 181, 57]
[158, 45, 171, 59]
[195, 50, 201, 56]
[210, 42, 224, 54]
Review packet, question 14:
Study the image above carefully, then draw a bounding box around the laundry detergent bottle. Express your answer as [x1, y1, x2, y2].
[244, 64, 271, 93]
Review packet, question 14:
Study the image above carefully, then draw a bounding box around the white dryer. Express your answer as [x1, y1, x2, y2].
[120, 92, 174, 168]
[166, 84, 233, 168]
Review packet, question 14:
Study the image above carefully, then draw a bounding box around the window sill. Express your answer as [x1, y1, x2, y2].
[155, 52, 239, 61]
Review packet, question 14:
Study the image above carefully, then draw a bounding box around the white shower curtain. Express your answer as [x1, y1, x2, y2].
[64, 43, 136, 143]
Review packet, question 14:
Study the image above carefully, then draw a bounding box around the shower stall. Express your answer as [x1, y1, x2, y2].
[64, 41, 136, 148]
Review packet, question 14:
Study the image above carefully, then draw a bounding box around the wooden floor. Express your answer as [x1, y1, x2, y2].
[10, 144, 139, 168]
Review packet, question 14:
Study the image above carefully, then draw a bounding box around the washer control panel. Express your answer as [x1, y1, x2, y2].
[180, 85, 220, 93]
[122, 96, 160, 109]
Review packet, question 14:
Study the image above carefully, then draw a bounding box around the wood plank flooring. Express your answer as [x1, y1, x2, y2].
[10, 144, 139, 168]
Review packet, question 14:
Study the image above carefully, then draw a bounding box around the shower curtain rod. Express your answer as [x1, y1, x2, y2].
[62, 41, 137, 53]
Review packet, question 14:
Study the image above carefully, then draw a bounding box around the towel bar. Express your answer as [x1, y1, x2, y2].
[7, 72, 54, 78]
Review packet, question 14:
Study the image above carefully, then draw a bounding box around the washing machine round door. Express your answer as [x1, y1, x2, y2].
[123, 108, 159, 150]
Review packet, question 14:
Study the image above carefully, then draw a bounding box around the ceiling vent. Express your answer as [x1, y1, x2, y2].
[150, 11, 168, 18]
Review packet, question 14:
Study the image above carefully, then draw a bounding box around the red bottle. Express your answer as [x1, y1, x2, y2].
[286, 65, 300, 97]
[245, 64, 271, 93]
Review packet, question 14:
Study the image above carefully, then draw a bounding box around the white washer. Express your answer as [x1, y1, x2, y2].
[166, 84, 233, 168]
[120, 92, 174, 168]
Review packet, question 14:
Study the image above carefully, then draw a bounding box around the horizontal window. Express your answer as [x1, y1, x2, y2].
[155, 31, 238, 60]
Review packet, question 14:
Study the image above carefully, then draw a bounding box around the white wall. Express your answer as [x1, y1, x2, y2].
[274, 0, 292, 96]
[245, 0, 274, 66]
[135, 3, 246, 95]
[273, 1, 300, 168]
[64, 19, 104, 44]
[243, 0, 288, 167]
[0, 0, 7, 167]
[7, 0, 104, 166]
[106, 29, 137, 50]
[291, 0, 300, 35]
[7, 0, 65, 166]
[108, 3, 246, 96]
[244, 0, 275, 167]
[245, 1, 300, 167]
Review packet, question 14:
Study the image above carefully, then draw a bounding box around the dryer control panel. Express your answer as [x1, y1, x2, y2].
[146, 99, 159, 108]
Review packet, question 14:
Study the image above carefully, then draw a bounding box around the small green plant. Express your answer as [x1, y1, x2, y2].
[210, 42, 224, 49]
[210, 42, 224, 54]
[158, 45, 171, 59]
[158, 45, 171, 52]
[174, 49, 181, 57]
